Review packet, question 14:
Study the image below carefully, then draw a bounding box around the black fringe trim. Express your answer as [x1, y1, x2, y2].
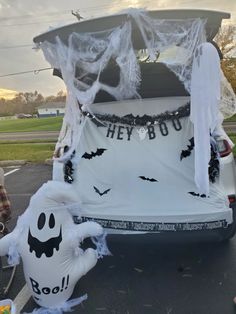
[63, 146, 76, 184]
[83, 102, 190, 127]
[180, 137, 220, 184]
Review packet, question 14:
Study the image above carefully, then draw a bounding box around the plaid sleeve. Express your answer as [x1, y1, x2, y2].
[0, 185, 11, 222]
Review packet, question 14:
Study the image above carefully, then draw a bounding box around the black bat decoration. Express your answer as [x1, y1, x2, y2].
[180, 137, 194, 160]
[139, 176, 158, 182]
[82, 148, 107, 160]
[93, 186, 111, 196]
[188, 192, 207, 198]
[208, 142, 220, 183]
[63, 148, 76, 184]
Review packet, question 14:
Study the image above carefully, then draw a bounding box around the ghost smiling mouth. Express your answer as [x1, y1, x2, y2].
[28, 226, 62, 258]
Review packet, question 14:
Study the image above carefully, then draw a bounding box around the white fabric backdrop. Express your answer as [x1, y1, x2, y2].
[70, 97, 231, 225]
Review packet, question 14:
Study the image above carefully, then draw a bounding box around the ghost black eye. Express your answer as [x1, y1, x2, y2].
[38, 213, 46, 230]
[49, 213, 55, 229]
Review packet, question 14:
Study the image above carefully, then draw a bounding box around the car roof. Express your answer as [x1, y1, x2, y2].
[33, 9, 230, 46]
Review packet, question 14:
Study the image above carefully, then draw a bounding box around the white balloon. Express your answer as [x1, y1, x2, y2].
[0, 181, 103, 309]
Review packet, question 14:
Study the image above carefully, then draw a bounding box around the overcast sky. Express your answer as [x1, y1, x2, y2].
[0, 0, 235, 97]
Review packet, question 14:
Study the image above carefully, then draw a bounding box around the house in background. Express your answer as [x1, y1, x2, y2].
[37, 102, 65, 118]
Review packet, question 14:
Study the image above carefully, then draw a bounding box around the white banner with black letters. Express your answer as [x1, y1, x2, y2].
[71, 97, 231, 231]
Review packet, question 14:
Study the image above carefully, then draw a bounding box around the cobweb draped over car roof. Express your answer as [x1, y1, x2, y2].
[39, 9, 235, 117]
[37, 8, 235, 195]
[38, 8, 208, 158]
[40, 9, 206, 105]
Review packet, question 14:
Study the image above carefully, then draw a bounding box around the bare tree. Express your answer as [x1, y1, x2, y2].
[214, 24, 236, 59]
[214, 24, 236, 93]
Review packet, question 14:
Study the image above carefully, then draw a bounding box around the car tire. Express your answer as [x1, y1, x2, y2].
[220, 203, 236, 241]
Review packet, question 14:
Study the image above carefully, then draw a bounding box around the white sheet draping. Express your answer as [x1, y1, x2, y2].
[190, 42, 221, 195]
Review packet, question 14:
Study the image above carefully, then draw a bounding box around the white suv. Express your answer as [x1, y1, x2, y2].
[34, 9, 236, 241]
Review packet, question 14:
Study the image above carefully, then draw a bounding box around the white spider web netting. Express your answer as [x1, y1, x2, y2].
[38, 9, 209, 155]
[36, 8, 235, 194]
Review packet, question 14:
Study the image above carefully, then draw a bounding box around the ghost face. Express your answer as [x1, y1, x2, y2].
[28, 212, 62, 258]
[137, 127, 148, 141]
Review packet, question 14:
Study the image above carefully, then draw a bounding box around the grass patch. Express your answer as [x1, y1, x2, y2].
[0, 142, 55, 162]
[233, 147, 236, 157]
[0, 116, 63, 132]
[0, 139, 56, 144]
[225, 114, 236, 122]
[229, 134, 236, 156]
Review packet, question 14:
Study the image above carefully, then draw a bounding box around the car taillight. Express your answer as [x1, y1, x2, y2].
[217, 139, 232, 157]
[228, 195, 236, 204]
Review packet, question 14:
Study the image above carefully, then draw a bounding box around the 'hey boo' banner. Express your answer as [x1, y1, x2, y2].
[105, 119, 182, 141]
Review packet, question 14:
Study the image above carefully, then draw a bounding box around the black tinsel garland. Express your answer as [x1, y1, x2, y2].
[209, 141, 220, 184]
[63, 147, 76, 184]
[180, 137, 220, 184]
[180, 137, 194, 160]
[83, 102, 190, 127]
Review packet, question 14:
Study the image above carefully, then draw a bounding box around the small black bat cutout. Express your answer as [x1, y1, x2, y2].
[180, 137, 194, 160]
[188, 192, 207, 198]
[139, 176, 158, 182]
[93, 186, 111, 196]
[82, 148, 107, 160]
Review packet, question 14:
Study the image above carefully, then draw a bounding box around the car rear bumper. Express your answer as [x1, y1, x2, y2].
[74, 205, 234, 240]
[104, 225, 235, 243]
[75, 215, 228, 232]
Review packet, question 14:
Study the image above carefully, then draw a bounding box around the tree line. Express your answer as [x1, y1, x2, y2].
[215, 24, 236, 94]
[0, 90, 66, 117]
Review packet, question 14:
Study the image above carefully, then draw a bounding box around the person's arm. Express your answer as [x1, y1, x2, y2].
[0, 167, 4, 186]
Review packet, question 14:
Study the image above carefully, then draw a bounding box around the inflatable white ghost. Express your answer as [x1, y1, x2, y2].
[0, 181, 103, 309]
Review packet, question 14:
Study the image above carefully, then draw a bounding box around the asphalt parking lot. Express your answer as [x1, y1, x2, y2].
[2, 163, 236, 314]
